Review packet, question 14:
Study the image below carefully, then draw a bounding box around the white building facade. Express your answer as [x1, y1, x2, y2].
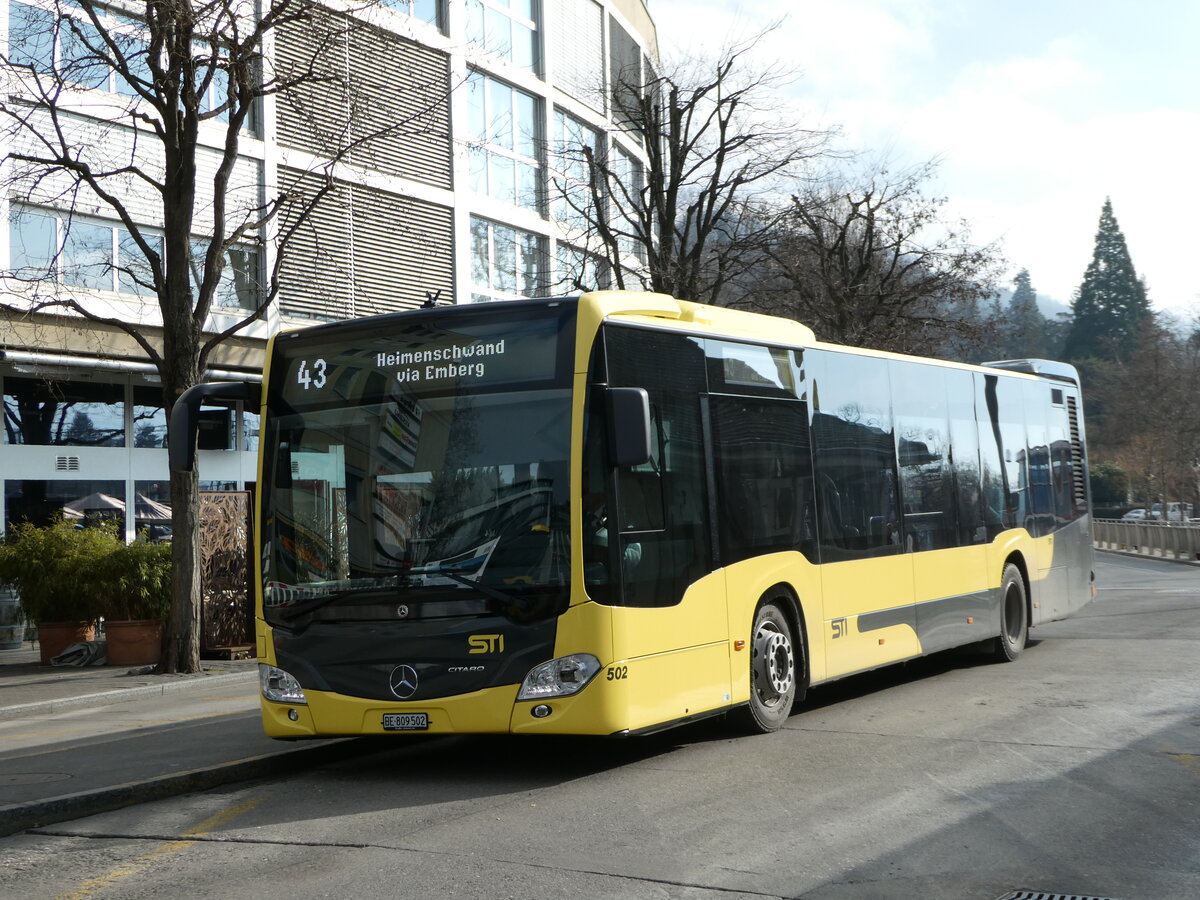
[0, 0, 658, 536]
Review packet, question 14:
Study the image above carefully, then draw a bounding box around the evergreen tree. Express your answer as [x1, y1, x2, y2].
[1064, 199, 1151, 362]
[1004, 269, 1048, 358]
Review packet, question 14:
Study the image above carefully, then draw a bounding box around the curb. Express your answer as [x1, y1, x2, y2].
[1, 670, 258, 721]
[0, 737, 375, 839]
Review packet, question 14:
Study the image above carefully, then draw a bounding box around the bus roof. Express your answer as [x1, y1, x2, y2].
[579, 291, 1080, 386]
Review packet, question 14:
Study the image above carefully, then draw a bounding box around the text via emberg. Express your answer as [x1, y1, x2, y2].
[378, 339, 506, 384]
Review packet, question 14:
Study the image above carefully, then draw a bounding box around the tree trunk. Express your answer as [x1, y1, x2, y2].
[164, 465, 202, 672]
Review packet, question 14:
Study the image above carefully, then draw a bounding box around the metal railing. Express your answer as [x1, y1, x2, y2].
[1093, 519, 1200, 562]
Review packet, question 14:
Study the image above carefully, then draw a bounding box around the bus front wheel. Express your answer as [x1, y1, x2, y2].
[992, 563, 1029, 663]
[734, 601, 798, 734]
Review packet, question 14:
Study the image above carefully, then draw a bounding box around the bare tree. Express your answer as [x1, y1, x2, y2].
[1095, 318, 1200, 512]
[734, 159, 1004, 355]
[1, 0, 449, 671]
[552, 30, 830, 305]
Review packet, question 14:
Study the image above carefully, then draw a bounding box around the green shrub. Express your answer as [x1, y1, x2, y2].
[100, 539, 173, 621]
[0, 519, 121, 624]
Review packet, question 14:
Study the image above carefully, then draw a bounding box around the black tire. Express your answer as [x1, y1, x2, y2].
[733, 601, 799, 734]
[992, 563, 1029, 662]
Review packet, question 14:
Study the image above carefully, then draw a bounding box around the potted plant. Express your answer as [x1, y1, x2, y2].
[0, 518, 118, 664]
[99, 537, 172, 666]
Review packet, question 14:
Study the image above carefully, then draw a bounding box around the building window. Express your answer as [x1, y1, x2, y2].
[466, 71, 542, 212]
[188, 239, 261, 311]
[8, 206, 56, 279]
[2, 377, 125, 447]
[470, 216, 545, 302]
[550, 110, 600, 236]
[555, 242, 608, 293]
[7, 1, 55, 73]
[610, 143, 645, 262]
[7, 205, 259, 306]
[465, 0, 539, 73]
[4, 479, 126, 530]
[6, 2, 257, 132]
[132, 386, 168, 448]
[382, 0, 445, 31]
[62, 219, 115, 291]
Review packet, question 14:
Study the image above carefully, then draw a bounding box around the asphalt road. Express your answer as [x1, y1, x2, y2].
[2, 552, 1198, 900]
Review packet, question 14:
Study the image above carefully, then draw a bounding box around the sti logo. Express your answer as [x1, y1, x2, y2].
[468, 634, 505, 654]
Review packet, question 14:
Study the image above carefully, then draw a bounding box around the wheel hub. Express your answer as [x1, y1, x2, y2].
[753, 624, 793, 700]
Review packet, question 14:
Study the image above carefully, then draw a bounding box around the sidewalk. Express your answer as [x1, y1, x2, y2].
[0, 641, 367, 838]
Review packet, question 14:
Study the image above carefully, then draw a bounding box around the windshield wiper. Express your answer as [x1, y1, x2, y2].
[276, 583, 389, 622]
[410, 568, 532, 614]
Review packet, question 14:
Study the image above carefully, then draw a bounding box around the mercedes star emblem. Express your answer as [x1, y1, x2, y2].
[389, 664, 419, 699]
[396, 604, 410, 619]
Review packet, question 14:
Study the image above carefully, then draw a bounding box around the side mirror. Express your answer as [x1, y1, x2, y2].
[169, 381, 261, 472]
[606, 387, 652, 468]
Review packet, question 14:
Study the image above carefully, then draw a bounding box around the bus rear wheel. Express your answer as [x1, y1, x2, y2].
[734, 601, 798, 734]
[992, 563, 1028, 662]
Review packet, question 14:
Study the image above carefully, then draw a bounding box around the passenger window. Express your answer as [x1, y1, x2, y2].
[892, 361, 956, 552]
[946, 369, 985, 545]
[705, 340, 798, 398]
[710, 395, 816, 564]
[810, 351, 901, 561]
[978, 374, 1009, 538]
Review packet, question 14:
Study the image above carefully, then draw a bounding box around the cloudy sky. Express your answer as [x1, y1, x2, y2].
[647, 0, 1199, 314]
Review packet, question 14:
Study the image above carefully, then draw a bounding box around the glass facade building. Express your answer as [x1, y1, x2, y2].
[0, 0, 657, 534]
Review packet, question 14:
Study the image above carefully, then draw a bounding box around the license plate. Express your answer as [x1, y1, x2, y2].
[382, 713, 428, 731]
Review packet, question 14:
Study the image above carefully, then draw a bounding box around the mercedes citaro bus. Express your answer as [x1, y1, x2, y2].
[170, 291, 1094, 738]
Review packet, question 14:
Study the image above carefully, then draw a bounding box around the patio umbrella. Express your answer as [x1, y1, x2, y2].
[134, 493, 172, 522]
[63, 492, 125, 512]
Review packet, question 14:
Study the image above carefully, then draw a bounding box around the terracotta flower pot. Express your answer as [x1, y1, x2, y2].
[105, 619, 165, 666]
[36, 621, 97, 665]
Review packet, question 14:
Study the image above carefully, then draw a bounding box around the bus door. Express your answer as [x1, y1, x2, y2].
[598, 326, 730, 727]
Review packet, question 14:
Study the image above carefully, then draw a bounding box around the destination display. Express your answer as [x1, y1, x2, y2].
[271, 303, 574, 409]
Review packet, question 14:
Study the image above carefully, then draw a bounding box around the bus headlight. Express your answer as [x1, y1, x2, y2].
[260, 664, 308, 705]
[517, 654, 601, 700]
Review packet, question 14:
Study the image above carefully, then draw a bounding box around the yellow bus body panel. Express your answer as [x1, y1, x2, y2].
[719, 552, 826, 702]
[261, 683, 522, 738]
[820, 554, 917, 678]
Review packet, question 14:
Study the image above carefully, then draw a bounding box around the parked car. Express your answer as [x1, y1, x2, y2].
[1122, 509, 1152, 520]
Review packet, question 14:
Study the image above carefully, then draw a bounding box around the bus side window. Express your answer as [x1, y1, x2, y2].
[709, 395, 816, 564]
[892, 361, 955, 552]
[810, 351, 901, 561]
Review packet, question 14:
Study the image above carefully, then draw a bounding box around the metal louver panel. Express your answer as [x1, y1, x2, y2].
[277, 168, 352, 321]
[350, 186, 454, 316]
[552, 0, 604, 111]
[348, 27, 452, 188]
[274, 12, 451, 189]
[277, 171, 453, 321]
[274, 11, 351, 156]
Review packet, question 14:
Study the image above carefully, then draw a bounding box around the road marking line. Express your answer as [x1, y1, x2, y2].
[52, 794, 266, 900]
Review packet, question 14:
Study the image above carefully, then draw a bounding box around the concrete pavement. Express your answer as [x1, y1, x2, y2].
[0, 643, 367, 838]
[3, 548, 1195, 844]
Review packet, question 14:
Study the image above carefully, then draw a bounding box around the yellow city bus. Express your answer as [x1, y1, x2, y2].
[171, 291, 1095, 737]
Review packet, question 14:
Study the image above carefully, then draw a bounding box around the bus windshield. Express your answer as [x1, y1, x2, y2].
[260, 302, 575, 626]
